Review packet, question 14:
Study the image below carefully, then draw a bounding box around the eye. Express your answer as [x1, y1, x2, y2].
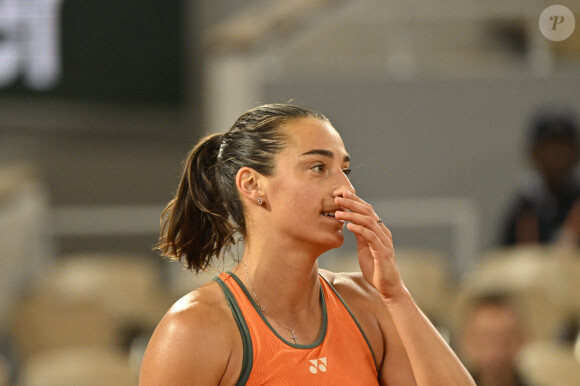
[311, 163, 326, 173]
[342, 168, 352, 176]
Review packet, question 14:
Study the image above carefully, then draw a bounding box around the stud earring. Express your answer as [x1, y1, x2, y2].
[257, 197, 263, 205]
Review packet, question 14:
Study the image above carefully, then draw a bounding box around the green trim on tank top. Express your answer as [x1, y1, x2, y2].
[226, 271, 328, 349]
[319, 275, 379, 372]
[213, 276, 253, 386]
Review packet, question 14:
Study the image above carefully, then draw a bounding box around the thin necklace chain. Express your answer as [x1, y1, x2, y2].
[241, 261, 298, 344]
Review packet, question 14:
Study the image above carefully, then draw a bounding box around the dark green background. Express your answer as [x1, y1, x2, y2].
[1, 0, 186, 107]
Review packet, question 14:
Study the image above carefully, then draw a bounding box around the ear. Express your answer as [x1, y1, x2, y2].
[236, 167, 264, 204]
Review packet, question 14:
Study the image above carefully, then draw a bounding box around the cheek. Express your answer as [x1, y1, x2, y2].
[271, 177, 320, 215]
[286, 187, 316, 213]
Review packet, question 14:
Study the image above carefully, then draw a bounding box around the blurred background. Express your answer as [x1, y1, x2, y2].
[1, 0, 580, 385]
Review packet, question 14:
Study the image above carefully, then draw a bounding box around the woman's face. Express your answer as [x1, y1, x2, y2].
[261, 117, 355, 252]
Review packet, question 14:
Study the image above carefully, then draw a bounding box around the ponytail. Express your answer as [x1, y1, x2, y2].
[157, 133, 235, 272]
[157, 103, 330, 272]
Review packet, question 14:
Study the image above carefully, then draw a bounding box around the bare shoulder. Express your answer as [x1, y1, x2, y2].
[319, 269, 382, 307]
[139, 280, 242, 386]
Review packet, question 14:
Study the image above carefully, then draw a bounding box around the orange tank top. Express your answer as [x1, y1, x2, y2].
[214, 272, 379, 385]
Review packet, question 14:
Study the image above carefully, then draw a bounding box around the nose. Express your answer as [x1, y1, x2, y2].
[332, 171, 356, 198]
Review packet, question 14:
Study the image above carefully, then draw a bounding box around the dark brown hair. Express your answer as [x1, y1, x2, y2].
[157, 103, 329, 272]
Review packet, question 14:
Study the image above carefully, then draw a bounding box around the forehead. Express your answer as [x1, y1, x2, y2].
[282, 118, 346, 153]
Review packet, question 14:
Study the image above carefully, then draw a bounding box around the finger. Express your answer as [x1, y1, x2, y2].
[335, 195, 376, 219]
[344, 190, 371, 207]
[335, 192, 393, 237]
[346, 217, 394, 251]
[378, 221, 392, 239]
[338, 191, 373, 211]
[343, 192, 392, 237]
[335, 194, 392, 236]
[335, 210, 391, 245]
[347, 222, 395, 257]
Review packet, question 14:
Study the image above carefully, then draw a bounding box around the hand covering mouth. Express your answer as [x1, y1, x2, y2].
[321, 208, 345, 217]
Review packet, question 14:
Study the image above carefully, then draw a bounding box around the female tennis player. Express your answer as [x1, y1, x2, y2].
[139, 103, 475, 385]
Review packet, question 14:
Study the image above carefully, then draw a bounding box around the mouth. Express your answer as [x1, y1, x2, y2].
[321, 208, 345, 222]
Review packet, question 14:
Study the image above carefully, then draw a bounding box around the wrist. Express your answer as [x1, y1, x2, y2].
[379, 283, 413, 306]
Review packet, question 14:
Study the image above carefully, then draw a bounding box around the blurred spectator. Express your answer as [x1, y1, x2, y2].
[499, 107, 580, 246]
[457, 293, 529, 386]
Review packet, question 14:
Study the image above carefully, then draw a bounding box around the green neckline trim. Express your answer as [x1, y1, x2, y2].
[320, 276, 379, 371]
[227, 271, 328, 349]
[213, 276, 253, 385]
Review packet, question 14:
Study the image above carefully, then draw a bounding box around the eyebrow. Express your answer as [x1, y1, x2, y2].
[300, 149, 350, 162]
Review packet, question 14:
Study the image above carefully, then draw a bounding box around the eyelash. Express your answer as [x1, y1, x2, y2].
[311, 164, 352, 176]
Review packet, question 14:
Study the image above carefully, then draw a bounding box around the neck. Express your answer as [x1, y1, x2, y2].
[233, 224, 333, 344]
[236, 243, 321, 314]
[235, 248, 323, 345]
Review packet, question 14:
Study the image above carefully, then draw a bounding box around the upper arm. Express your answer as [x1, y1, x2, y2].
[139, 289, 240, 386]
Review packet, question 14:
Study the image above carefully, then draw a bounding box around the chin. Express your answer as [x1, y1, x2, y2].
[318, 231, 345, 251]
[289, 227, 345, 254]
